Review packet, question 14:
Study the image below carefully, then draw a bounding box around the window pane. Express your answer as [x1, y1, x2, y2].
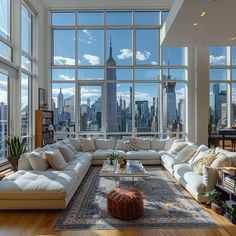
[135, 83, 160, 132]
[163, 68, 186, 80]
[135, 69, 160, 80]
[162, 47, 185, 65]
[78, 30, 104, 65]
[209, 69, 227, 80]
[135, 11, 160, 25]
[232, 84, 236, 124]
[162, 11, 169, 24]
[0, 41, 11, 61]
[21, 5, 32, 54]
[136, 29, 159, 65]
[52, 69, 75, 81]
[233, 69, 236, 80]
[107, 83, 132, 132]
[51, 12, 75, 26]
[0, 0, 10, 40]
[163, 82, 186, 134]
[209, 47, 227, 65]
[0, 72, 8, 161]
[21, 73, 29, 136]
[78, 69, 104, 80]
[21, 55, 32, 71]
[53, 30, 75, 65]
[80, 86, 101, 131]
[232, 47, 236, 65]
[78, 12, 104, 25]
[209, 83, 227, 131]
[52, 83, 75, 132]
[115, 69, 132, 80]
[106, 30, 132, 65]
[106, 11, 132, 25]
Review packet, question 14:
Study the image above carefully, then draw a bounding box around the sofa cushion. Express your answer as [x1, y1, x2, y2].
[125, 150, 160, 160]
[65, 143, 77, 154]
[95, 138, 115, 150]
[69, 138, 81, 151]
[124, 139, 138, 152]
[176, 145, 197, 162]
[211, 153, 231, 168]
[18, 153, 32, 170]
[150, 139, 166, 151]
[45, 149, 67, 170]
[115, 140, 125, 150]
[215, 147, 236, 167]
[92, 149, 125, 160]
[203, 166, 218, 192]
[169, 141, 187, 155]
[58, 145, 75, 162]
[80, 137, 96, 152]
[164, 138, 176, 151]
[187, 145, 210, 165]
[28, 152, 50, 171]
[0, 170, 76, 200]
[161, 154, 181, 169]
[135, 138, 150, 150]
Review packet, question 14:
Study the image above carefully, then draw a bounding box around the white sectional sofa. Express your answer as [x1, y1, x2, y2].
[0, 136, 235, 209]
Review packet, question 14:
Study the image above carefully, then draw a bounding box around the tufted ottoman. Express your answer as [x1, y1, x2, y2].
[107, 187, 144, 219]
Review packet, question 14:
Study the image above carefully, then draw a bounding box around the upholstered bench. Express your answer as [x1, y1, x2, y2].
[107, 187, 144, 219]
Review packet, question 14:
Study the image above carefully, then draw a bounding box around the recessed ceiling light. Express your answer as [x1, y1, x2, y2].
[200, 11, 206, 17]
[193, 22, 198, 26]
[231, 37, 236, 41]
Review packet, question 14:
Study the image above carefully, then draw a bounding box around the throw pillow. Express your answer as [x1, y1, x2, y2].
[150, 139, 166, 151]
[187, 144, 209, 165]
[176, 145, 197, 162]
[192, 152, 216, 175]
[211, 153, 231, 168]
[18, 153, 32, 170]
[135, 138, 151, 150]
[58, 145, 75, 162]
[169, 141, 187, 155]
[203, 166, 218, 192]
[28, 152, 50, 171]
[164, 137, 176, 151]
[191, 149, 215, 166]
[95, 138, 115, 150]
[66, 143, 77, 154]
[44, 149, 67, 170]
[115, 140, 125, 150]
[215, 147, 236, 167]
[69, 138, 81, 151]
[124, 139, 138, 152]
[80, 137, 96, 152]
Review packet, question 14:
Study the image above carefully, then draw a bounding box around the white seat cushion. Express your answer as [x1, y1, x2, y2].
[126, 150, 160, 160]
[161, 154, 181, 169]
[92, 149, 125, 160]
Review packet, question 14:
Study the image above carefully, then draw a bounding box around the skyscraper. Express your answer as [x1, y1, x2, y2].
[106, 38, 118, 132]
[57, 88, 64, 121]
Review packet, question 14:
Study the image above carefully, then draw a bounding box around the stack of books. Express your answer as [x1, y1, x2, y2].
[222, 167, 236, 193]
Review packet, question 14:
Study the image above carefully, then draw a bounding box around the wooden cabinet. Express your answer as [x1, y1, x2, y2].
[35, 110, 54, 148]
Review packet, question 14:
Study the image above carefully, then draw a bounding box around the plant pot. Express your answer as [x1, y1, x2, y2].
[211, 202, 224, 215]
[7, 156, 18, 172]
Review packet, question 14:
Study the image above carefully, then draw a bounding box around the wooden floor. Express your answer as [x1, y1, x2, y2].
[0, 198, 236, 236]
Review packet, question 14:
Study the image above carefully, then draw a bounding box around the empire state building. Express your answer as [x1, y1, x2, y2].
[106, 39, 118, 131]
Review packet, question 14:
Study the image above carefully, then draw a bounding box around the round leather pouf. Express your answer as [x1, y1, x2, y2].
[107, 187, 144, 220]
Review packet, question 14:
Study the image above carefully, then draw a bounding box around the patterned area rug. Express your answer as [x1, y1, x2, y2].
[53, 166, 216, 230]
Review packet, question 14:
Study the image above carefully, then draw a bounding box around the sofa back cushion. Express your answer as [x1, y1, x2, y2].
[28, 152, 50, 170]
[176, 145, 197, 162]
[18, 153, 32, 170]
[135, 138, 151, 150]
[164, 138, 176, 151]
[65, 143, 77, 154]
[95, 138, 115, 150]
[169, 140, 187, 155]
[150, 139, 166, 151]
[115, 140, 125, 150]
[80, 137, 96, 152]
[45, 149, 67, 170]
[58, 145, 75, 162]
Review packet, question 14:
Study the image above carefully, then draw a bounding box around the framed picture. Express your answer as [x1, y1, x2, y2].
[38, 88, 45, 110]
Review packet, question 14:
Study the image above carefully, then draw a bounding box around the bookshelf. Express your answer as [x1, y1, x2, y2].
[35, 110, 54, 148]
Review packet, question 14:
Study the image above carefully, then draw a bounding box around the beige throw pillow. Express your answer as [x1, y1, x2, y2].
[80, 137, 96, 152]
[58, 145, 75, 162]
[66, 143, 77, 154]
[95, 138, 115, 150]
[169, 141, 187, 155]
[164, 137, 176, 151]
[28, 152, 50, 170]
[44, 149, 67, 170]
[203, 166, 218, 191]
[18, 153, 32, 170]
[69, 138, 81, 151]
[115, 140, 125, 150]
[135, 138, 150, 150]
[176, 145, 197, 162]
[211, 153, 231, 168]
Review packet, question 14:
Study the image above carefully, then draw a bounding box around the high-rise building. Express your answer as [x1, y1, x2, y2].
[57, 88, 64, 120]
[106, 38, 118, 132]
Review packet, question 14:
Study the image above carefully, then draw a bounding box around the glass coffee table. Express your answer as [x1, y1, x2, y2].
[99, 160, 149, 185]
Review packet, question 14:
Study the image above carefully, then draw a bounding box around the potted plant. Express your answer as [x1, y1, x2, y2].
[106, 152, 119, 165]
[204, 189, 225, 215]
[6, 137, 26, 171]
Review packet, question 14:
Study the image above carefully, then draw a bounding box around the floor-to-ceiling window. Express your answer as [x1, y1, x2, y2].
[50, 10, 187, 139]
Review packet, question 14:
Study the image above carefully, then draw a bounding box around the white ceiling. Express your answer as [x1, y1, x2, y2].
[161, 0, 236, 46]
[39, 0, 173, 9]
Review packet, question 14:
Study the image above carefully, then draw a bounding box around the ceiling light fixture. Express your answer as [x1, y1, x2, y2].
[231, 37, 236, 41]
[200, 11, 206, 17]
[193, 22, 198, 26]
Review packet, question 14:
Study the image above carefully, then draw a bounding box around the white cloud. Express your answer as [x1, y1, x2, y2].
[136, 51, 151, 61]
[83, 54, 100, 65]
[209, 55, 226, 65]
[135, 92, 153, 104]
[0, 90, 7, 104]
[151, 61, 158, 65]
[79, 30, 96, 45]
[176, 87, 185, 101]
[59, 74, 74, 80]
[54, 56, 75, 65]
[117, 49, 132, 60]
